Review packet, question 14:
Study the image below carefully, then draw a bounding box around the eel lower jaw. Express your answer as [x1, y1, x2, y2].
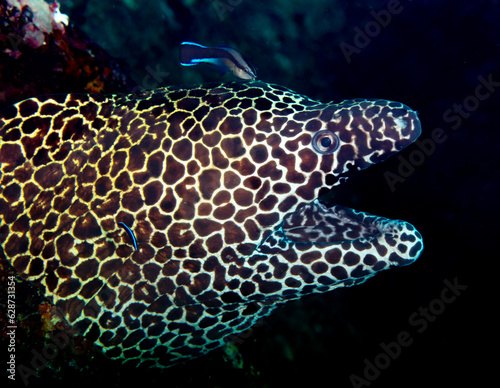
[281, 199, 423, 266]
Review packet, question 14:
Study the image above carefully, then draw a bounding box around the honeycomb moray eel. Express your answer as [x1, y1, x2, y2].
[0, 81, 423, 367]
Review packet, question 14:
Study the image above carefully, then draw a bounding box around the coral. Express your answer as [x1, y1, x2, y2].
[3, 0, 67, 50]
[0, 0, 135, 109]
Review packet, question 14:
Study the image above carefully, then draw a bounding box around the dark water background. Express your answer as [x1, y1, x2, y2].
[4, 0, 498, 387]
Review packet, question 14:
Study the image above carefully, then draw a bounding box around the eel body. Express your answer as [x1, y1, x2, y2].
[0, 81, 423, 367]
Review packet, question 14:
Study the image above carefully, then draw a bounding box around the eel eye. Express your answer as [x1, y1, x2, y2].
[312, 130, 339, 154]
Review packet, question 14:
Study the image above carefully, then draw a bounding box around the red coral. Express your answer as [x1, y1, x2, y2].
[0, 0, 134, 109]
[4, 0, 67, 49]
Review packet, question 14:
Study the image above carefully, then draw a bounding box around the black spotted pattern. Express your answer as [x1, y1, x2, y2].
[0, 81, 423, 367]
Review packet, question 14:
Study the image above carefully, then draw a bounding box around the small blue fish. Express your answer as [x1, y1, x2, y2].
[179, 41, 256, 80]
[118, 222, 138, 251]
